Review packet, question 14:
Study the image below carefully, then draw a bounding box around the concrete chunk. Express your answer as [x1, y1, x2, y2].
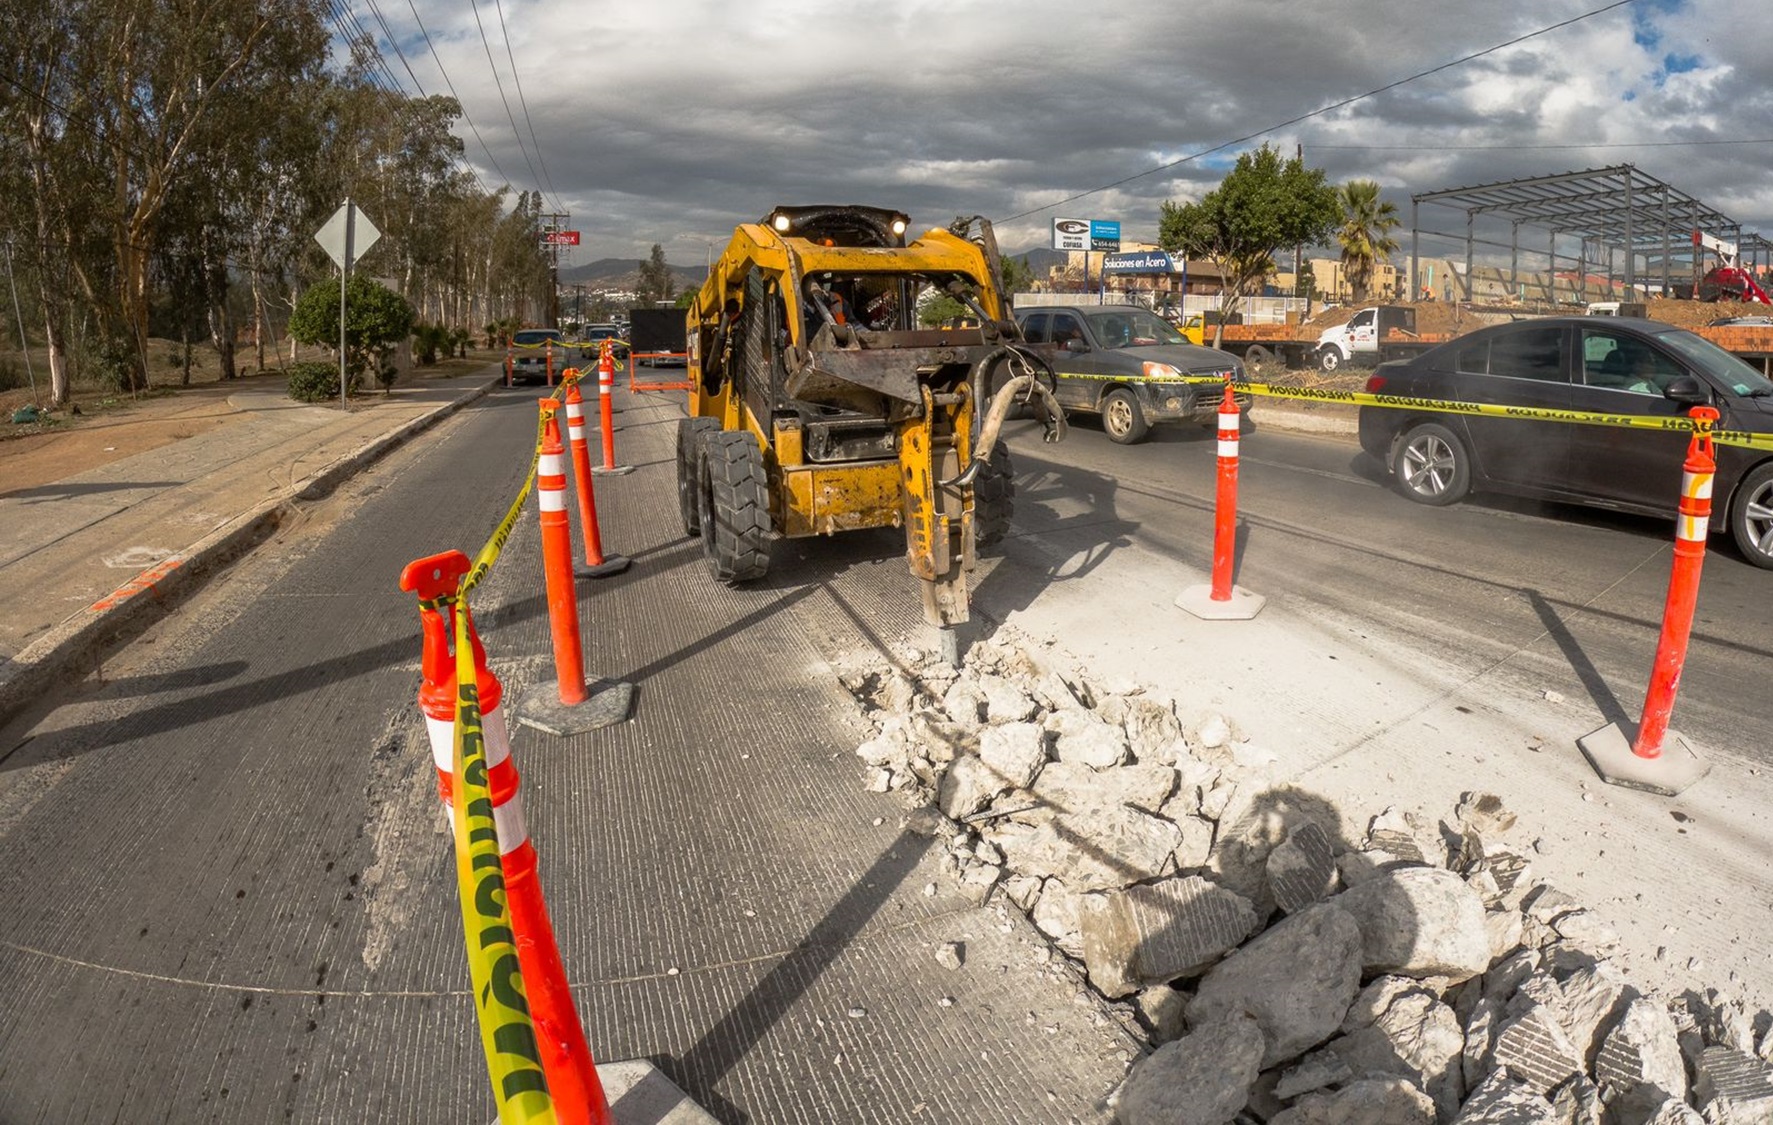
[1267, 820, 1337, 914]
[1078, 875, 1258, 998]
[1189, 901, 1364, 1068]
[1114, 1012, 1265, 1125]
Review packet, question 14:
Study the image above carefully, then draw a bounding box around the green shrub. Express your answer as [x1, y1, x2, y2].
[412, 322, 449, 365]
[287, 360, 360, 403]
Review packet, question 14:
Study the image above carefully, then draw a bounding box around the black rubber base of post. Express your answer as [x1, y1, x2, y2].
[513, 677, 635, 736]
[575, 554, 632, 580]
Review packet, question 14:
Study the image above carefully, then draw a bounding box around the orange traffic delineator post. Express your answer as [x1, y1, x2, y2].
[1578, 406, 1719, 795]
[1177, 380, 1265, 620]
[590, 341, 635, 477]
[562, 374, 631, 579]
[546, 339, 556, 388]
[398, 550, 615, 1125]
[514, 401, 634, 736]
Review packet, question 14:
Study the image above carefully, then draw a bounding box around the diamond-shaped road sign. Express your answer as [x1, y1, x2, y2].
[314, 202, 381, 270]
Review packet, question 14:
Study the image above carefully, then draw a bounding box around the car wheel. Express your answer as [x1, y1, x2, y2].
[698, 431, 772, 584]
[1391, 422, 1470, 506]
[676, 417, 719, 536]
[1244, 345, 1274, 377]
[1101, 388, 1149, 444]
[1728, 461, 1773, 569]
[1318, 346, 1342, 373]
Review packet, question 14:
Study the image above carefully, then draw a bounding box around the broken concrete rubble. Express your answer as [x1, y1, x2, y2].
[837, 630, 1773, 1125]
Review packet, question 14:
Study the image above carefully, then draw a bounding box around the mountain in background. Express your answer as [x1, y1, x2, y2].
[558, 257, 705, 291]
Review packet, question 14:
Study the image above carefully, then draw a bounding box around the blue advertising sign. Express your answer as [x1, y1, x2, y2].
[1101, 251, 1176, 274]
[1090, 220, 1121, 252]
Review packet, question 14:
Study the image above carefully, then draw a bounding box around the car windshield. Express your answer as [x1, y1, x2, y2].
[514, 330, 563, 346]
[1082, 309, 1185, 349]
[587, 325, 620, 339]
[1654, 328, 1773, 397]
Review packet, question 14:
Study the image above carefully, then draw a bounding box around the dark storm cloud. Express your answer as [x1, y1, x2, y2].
[395, 0, 1773, 264]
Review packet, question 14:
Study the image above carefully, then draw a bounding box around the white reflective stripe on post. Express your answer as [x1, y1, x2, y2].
[540, 452, 564, 477]
[492, 793, 528, 856]
[428, 707, 515, 772]
[481, 705, 514, 770]
[1678, 515, 1707, 542]
[1683, 471, 1712, 502]
[424, 714, 453, 772]
[1218, 440, 1239, 458]
[539, 488, 566, 511]
[565, 401, 583, 422]
[568, 423, 584, 442]
[1218, 417, 1238, 436]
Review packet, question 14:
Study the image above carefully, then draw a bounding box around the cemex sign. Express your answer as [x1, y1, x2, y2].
[541, 231, 581, 246]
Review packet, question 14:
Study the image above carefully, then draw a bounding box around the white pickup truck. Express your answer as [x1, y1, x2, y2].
[1312, 306, 1434, 372]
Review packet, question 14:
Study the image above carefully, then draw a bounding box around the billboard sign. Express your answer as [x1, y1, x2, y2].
[1101, 251, 1176, 274]
[1052, 218, 1091, 251]
[541, 230, 581, 246]
[1089, 220, 1121, 252]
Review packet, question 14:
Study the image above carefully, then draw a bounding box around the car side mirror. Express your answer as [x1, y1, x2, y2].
[1664, 375, 1711, 407]
[1063, 339, 1089, 353]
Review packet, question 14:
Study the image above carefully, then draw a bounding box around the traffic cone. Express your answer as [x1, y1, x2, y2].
[1177, 380, 1265, 620]
[564, 374, 631, 579]
[514, 402, 635, 736]
[590, 341, 634, 477]
[397, 550, 614, 1125]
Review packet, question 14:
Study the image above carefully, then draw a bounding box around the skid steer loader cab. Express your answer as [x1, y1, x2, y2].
[675, 205, 1063, 631]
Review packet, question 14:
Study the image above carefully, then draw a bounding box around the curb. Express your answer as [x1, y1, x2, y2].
[1248, 397, 1359, 437]
[0, 378, 497, 733]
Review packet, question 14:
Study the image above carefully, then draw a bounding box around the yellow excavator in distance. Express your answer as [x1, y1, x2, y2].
[675, 205, 1064, 653]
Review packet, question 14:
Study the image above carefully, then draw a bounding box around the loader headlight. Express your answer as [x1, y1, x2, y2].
[890, 218, 907, 236]
[772, 213, 793, 232]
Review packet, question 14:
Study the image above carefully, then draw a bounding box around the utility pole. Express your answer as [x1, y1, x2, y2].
[543, 211, 569, 328]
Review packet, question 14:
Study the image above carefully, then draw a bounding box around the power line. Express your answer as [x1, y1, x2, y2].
[465, 0, 557, 214]
[491, 0, 562, 212]
[997, 0, 1641, 224]
[1303, 137, 1773, 152]
[389, 0, 519, 193]
[354, 0, 493, 195]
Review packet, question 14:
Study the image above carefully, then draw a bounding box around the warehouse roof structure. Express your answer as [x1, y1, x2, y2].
[1408, 163, 1770, 302]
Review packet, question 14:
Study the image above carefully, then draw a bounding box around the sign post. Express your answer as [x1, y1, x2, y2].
[314, 200, 382, 408]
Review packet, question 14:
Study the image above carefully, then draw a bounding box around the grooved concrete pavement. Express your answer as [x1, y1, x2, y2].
[0, 372, 1142, 1123]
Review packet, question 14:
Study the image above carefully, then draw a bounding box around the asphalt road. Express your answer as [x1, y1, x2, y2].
[1003, 409, 1769, 772]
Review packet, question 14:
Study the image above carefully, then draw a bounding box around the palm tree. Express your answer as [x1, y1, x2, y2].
[1336, 180, 1401, 304]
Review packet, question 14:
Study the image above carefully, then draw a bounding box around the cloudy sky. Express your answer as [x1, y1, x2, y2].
[356, 0, 1773, 268]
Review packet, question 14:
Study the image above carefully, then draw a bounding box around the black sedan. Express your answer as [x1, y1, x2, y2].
[1357, 317, 1773, 568]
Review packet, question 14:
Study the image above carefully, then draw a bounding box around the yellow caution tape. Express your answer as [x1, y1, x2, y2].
[450, 604, 556, 1123]
[461, 403, 552, 597]
[1165, 376, 1773, 452]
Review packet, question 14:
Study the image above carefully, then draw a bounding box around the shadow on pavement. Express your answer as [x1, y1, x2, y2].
[664, 827, 935, 1124]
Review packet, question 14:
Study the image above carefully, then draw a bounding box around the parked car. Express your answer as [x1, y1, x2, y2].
[1357, 316, 1773, 568]
[1014, 304, 1245, 443]
[583, 322, 625, 351]
[508, 328, 565, 385]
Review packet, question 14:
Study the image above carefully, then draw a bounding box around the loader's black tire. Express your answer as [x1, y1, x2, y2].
[676, 417, 719, 536]
[698, 430, 772, 584]
[974, 441, 1015, 551]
